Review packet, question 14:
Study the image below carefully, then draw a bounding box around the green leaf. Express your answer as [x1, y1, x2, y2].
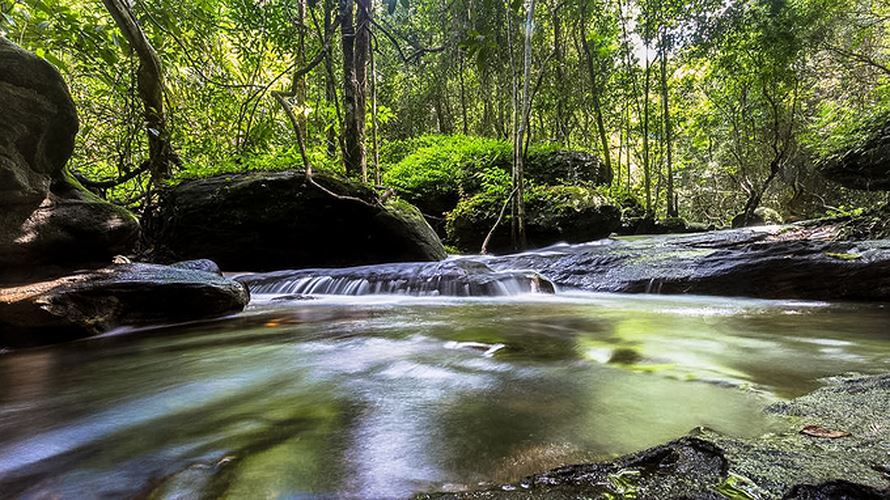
[44, 51, 68, 72]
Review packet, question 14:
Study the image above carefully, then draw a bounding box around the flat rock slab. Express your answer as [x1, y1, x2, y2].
[423, 373, 890, 499]
[484, 225, 890, 301]
[0, 262, 249, 348]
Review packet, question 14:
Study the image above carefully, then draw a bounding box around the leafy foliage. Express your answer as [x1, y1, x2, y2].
[2, 0, 889, 222]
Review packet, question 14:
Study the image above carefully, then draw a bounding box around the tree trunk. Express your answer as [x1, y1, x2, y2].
[370, 37, 380, 184]
[643, 48, 652, 216]
[512, 0, 535, 250]
[323, 0, 340, 159]
[578, 7, 612, 176]
[458, 52, 469, 134]
[552, 5, 567, 144]
[102, 0, 176, 186]
[340, 0, 366, 178]
[660, 31, 676, 217]
[354, 0, 371, 181]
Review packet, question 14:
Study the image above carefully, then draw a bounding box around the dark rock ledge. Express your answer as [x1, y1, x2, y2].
[484, 224, 890, 302]
[0, 261, 249, 349]
[422, 373, 890, 499]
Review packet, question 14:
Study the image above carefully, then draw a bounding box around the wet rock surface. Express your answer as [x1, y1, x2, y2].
[0, 261, 249, 348]
[147, 171, 446, 271]
[237, 259, 556, 297]
[0, 38, 139, 271]
[423, 373, 890, 499]
[483, 225, 890, 301]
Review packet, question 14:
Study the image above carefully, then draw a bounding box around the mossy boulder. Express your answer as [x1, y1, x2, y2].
[622, 216, 713, 235]
[148, 171, 446, 271]
[381, 136, 612, 222]
[731, 207, 784, 228]
[446, 185, 621, 253]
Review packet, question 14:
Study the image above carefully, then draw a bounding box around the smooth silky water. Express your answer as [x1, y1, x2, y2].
[1, 291, 889, 498]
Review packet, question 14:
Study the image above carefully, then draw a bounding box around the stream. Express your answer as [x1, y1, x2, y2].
[1, 282, 889, 498]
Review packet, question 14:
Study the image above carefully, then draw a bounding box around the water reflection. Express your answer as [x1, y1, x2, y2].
[0, 293, 887, 498]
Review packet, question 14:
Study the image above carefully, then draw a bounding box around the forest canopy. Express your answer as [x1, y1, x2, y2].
[2, 0, 889, 227]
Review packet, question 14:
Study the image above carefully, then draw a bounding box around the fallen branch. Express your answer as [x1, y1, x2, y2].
[73, 161, 151, 189]
[272, 16, 342, 175]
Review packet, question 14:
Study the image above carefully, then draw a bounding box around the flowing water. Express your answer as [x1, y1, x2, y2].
[1, 286, 889, 498]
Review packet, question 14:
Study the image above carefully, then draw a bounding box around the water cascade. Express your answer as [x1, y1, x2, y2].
[235, 260, 556, 297]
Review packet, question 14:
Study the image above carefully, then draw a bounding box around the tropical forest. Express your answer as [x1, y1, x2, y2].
[1, 0, 889, 496]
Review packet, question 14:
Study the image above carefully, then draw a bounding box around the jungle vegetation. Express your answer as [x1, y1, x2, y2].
[2, 0, 889, 241]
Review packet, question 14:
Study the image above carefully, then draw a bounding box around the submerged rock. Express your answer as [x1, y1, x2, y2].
[484, 225, 890, 301]
[423, 373, 890, 499]
[236, 259, 555, 297]
[0, 38, 139, 272]
[0, 262, 249, 348]
[148, 171, 446, 271]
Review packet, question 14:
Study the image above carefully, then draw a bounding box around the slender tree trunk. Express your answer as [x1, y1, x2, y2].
[552, 5, 567, 144]
[515, 0, 535, 249]
[578, 8, 612, 175]
[458, 52, 469, 134]
[370, 36, 380, 184]
[296, 0, 307, 139]
[322, 0, 340, 159]
[102, 0, 176, 186]
[626, 105, 631, 187]
[340, 0, 366, 178]
[340, 0, 358, 168]
[643, 47, 652, 215]
[354, 0, 371, 181]
[660, 31, 676, 217]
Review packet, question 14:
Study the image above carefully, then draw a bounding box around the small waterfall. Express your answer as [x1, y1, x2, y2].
[236, 260, 556, 297]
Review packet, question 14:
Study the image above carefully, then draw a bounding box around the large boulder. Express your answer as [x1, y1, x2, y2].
[0, 261, 249, 348]
[0, 37, 139, 272]
[148, 171, 447, 271]
[731, 206, 783, 228]
[819, 118, 890, 190]
[446, 185, 621, 253]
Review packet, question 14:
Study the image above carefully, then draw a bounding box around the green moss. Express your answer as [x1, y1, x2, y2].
[171, 146, 344, 185]
[605, 468, 641, 498]
[380, 135, 617, 221]
[712, 472, 769, 500]
[384, 196, 429, 228]
[824, 252, 862, 260]
[381, 135, 513, 215]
